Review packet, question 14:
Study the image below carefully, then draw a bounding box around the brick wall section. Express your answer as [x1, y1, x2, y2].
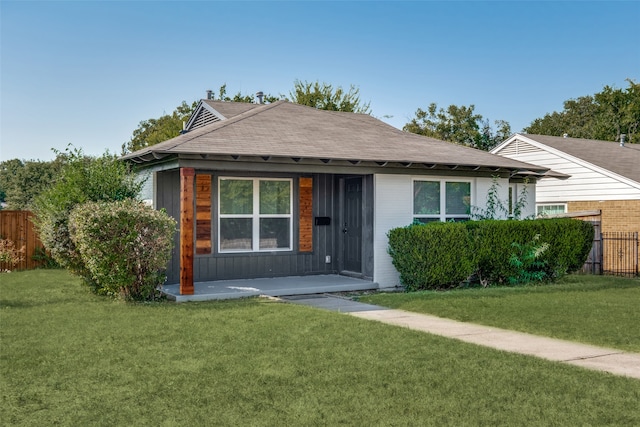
[568, 200, 640, 234]
[568, 200, 640, 274]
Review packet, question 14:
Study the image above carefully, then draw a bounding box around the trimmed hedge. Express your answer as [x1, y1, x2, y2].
[388, 222, 475, 291]
[388, 218, 594, 290]
[469, 219, 594, 284]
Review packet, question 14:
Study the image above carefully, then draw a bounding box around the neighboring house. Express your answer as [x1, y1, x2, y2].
[123, 99, 548, 294]
[492, 133, 640, 274]
[491, 133, 640, 231]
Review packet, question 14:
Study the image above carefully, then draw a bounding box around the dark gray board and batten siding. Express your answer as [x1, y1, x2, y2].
[156, 170, 374, 285]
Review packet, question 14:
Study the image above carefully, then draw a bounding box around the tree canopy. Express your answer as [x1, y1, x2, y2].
[287, 80, 371, 114]
[403, 103, 511, 151]
[0, 156, 66, 210]
[524, 79, 640, 143]
[213, 84, 280, 104]
[121, 101, 197, 155]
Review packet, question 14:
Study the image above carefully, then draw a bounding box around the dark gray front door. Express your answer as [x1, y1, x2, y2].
[342, 177, 362, 273]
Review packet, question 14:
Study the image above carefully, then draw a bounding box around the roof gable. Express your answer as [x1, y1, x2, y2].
[494, 134, 640, 184]
[184, 99, 264, 132]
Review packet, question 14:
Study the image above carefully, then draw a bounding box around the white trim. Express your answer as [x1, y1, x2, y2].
[494, 134, 640, 191]
[218, 177, 293, 253]
[536, 203, 568, 217]
[412, 177, 474, 222]
[184, 101, 226, 131]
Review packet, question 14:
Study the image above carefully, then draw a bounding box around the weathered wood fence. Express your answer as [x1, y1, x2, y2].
[0, 210, 44, 271]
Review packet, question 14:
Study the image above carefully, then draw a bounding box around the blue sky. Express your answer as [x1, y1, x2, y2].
[1, 1, 638, 161]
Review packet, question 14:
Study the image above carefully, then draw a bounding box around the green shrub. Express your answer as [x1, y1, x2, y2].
[388, 222, 475, 291]
[469, 218, 594, 285]
[31, 246, 60, 269]
[32, 147, 142, 276]
[388, 218, 595, 290]
[507, 234, 550, 285]
[69, 199, 176, 301]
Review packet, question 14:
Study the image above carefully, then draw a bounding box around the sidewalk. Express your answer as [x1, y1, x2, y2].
[282, 294, 640, 380]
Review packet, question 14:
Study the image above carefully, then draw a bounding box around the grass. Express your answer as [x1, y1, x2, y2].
[358, 274, 640, 352]
[1, 270, 639, 426]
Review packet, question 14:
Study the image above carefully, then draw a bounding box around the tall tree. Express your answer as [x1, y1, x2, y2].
[288, 80, 371, 114]
[404, 103, 510, 150]
[524, 79, 640, 143]
[0, 156, 66, 210]
[122, 100, 197, 155]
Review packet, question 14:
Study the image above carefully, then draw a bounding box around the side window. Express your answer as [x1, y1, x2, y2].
[413, 179, 471, 223]
[536, 204, 567, 217]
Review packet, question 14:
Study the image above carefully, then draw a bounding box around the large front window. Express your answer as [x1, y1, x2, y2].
[413, 180, 471, 223]
[219, 178, 292, 252]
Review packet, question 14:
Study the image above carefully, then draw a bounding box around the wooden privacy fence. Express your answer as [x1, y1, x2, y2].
[0, 210, 44, 271]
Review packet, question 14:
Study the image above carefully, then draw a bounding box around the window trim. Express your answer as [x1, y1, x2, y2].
[218, 177, 293, 253]
[412, 178, 473, 223]
[536, 203, 567, 217]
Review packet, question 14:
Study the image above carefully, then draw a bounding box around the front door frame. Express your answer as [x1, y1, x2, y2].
[338, 175, 363, 276]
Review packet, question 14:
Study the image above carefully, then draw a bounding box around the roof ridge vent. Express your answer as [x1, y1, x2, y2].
[620, 134, 626, 147]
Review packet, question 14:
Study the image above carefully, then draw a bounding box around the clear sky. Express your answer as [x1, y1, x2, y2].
[1, 0, 638, 161]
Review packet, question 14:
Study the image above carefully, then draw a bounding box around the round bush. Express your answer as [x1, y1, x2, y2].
[69, 199, 176, 300]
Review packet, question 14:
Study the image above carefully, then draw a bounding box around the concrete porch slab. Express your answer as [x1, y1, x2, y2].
[161, 274, 378, 302]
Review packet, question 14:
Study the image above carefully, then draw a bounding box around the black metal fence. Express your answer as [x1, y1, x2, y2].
[556, 210, 639, 277]
[602, 232, 639, 277]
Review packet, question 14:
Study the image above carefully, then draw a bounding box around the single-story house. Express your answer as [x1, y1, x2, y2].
[122, 99, 550, 295]
[491, 133, 640, 232]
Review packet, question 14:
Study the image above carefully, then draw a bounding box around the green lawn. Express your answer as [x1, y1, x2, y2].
[1, 270, 639, 426]
[359, 275, 640, 352]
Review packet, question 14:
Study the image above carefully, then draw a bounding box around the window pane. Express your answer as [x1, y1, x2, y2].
[220, 218, 252, 250]
[259, 218, 290, 249]
[260, 180, 290, 214]
[537, 205, 566, 215]
[414, 217, 440, 225]
[445, 182, 471, 215]
[414, 181, 440, 215]
[220, 180, 253, 214]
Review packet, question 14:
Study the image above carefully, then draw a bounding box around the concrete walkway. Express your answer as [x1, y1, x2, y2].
[282, 294, 640, 380]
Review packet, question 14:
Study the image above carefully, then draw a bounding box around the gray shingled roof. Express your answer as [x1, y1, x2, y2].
[122, 100, 547, 173]
[521, 134, 640, 183]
